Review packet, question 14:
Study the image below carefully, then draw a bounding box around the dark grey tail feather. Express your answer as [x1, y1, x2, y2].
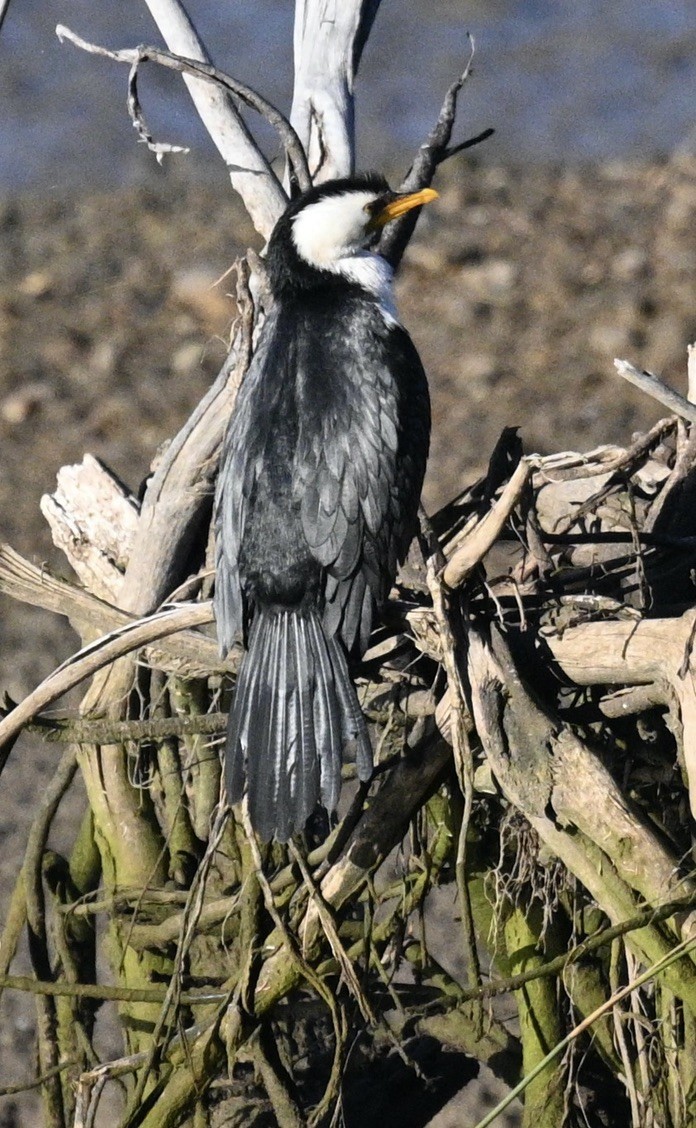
[225, 607, 373, 841]
[326, 635, 373, 782]
[306, 613, 343, 814]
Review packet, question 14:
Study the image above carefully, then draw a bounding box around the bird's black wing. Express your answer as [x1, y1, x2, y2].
[296, 308, 429, 654]
[213, 308, 282, 654]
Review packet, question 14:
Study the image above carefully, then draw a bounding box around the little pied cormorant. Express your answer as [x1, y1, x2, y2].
[214, 172, 436, 841]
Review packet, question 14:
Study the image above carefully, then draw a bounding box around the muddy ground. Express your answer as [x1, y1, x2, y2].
[0, 153, 694, 1125]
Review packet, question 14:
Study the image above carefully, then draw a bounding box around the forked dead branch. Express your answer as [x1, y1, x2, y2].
[2, 3, 696, 1128]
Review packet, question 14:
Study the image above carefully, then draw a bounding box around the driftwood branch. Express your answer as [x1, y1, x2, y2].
[614, 356, 696, 426]
[141, 0, 288, 230]
[546, 610, 696, 815]
[290, 0, 381, 182]
[39, 454, 138, 603]
[443, 457, 531, 588]
[0, 544, 228, 678]
[23, 711, 227, 745]
[0, 603, 214, 768]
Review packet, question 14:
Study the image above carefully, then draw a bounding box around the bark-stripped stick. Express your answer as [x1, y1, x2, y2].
[614, 357, 696, 426]
[443, 459, 531, 588]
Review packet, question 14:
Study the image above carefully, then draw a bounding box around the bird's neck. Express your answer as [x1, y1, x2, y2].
[330, 251, 399, 328]
[271, 247, 400, 328]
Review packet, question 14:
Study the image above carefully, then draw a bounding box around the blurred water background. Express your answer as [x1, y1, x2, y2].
[0, 0, 694, 195]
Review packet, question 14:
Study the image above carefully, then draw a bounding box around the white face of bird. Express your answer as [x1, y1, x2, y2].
[291, 190, 384, 270]
[290, 187, 438, 272]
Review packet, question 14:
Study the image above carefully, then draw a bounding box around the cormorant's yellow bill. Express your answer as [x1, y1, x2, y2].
[371, 187, 439, 228]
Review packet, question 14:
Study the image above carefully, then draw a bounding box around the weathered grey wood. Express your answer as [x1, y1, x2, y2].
[614, 357, 696, 426]
[546, 609, 696, 820]
[688, 342, 696, 404]
[40, 455, 139, 602]
[290, 0, 381, 180]
[467, 626, 696, 999]
[0, 545, 228, 678]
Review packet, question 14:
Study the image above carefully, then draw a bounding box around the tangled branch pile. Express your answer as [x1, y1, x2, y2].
[1, 2, 696, 1127]
[3, 354, 696, 1126]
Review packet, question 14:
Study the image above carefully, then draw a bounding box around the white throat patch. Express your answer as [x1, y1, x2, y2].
[291, 190, 400, 326]
[338, 253, 399, 327]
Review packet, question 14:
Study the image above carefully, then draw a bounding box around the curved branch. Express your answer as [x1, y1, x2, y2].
[0, 603, 214, 769]
[139, 0, 286, 235]
[0, 545, 228, 679]
[56, 25, 310, 211]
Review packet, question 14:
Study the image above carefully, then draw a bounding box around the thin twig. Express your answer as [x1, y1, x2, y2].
[56, 25, 311, 192]
[382, 36, 492, 267]
[22, 745, 79, 1126]
[608, 938, 641, 1122]
[126, 57, 189, 161]
[288, 840, 377, 1025]
[439, 127, 495, 162]
[138, 0, 286, 236]
[252, 1025, 305, 1128]
[0, 872, 26, 995]
[0, 1059, 79, 1098]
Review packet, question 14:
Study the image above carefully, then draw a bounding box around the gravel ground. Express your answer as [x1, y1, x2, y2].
[0, 154, 694, 1125]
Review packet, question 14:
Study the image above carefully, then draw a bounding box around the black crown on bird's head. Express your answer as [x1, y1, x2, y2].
[266, 172, 437, 297]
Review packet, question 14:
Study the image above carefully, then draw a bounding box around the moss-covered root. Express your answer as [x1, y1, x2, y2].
[504, 904, 566, 1128]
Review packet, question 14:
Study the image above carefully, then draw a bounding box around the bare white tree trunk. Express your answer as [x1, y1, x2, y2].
[290, 0, 382, 180]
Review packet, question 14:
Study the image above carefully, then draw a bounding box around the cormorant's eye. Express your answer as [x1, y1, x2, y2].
[364, 194, 394, 230]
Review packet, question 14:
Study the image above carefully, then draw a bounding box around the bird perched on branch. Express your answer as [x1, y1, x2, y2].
[214, 172, 435, 841]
